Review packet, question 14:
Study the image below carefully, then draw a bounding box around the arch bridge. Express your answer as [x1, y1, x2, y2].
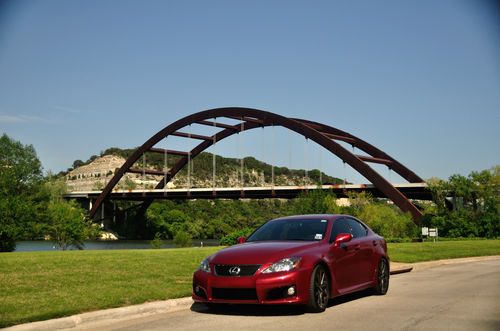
[89, 107, 426, 223]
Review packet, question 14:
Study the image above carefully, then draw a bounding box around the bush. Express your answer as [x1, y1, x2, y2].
[150, 232, 163, 249]
[358, 203, 417, 239]
[219, 228, 254, 246]
[173, 231, 192, 248]
[47, 200, 93, 250]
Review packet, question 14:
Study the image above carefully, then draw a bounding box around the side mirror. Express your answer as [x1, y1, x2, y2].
[334, 233, 352, 247]
[237, 236, 246, 244]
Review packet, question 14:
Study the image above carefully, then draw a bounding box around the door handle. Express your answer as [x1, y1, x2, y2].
[373, 240, 378, 246]
[354, 244, 360, 251]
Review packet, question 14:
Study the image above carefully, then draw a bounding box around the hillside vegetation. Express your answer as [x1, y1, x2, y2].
[65, 147, 343, 191]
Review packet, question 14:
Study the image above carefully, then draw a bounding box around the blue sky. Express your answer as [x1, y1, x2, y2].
[0, 0, 499, 183]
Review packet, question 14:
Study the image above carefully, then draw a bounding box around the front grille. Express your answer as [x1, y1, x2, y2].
[214, 264, 261, 276]
[212, 288, 258, 300]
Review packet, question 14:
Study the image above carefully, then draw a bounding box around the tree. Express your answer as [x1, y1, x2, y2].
[72, 159, 85, 169]
[358, 204, 416, 239]
[173, 231, 192, 247]
[0, 134, 44, 251]
[47, 200, 99, 250]
[426, 166, 499, 238]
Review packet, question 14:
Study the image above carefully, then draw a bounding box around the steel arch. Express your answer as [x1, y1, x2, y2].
[89, 107, 425, 222]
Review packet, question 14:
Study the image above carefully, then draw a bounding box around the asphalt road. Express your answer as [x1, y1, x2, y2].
[77, 259, 500, 331]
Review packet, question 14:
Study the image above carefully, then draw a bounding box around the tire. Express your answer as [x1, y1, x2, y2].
[307, 265, 330, 313]
[373, 258, 389, 295]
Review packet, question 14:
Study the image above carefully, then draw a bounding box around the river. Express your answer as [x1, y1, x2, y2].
[14, 239, 220, 252]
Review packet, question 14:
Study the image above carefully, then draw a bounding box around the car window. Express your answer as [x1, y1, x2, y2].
[247, 219, 328, 242]
[330, 218, 351, 242]
[347, 218, 368, 238]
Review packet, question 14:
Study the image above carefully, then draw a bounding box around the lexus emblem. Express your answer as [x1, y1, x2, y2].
[229, 266, 241, 276]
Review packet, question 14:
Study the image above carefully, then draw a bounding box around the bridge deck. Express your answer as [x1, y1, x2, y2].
[65, 183, 431, 201]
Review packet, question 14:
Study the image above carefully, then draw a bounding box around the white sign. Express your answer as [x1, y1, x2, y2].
[422, 227, 429, 236]
[428, 228, 438, 237]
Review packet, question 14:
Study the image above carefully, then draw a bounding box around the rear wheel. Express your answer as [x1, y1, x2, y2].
[374, 258, 389, 295]
[307, 265, 330, 313]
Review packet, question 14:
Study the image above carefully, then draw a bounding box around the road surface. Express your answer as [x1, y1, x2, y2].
[76, 259, 500, 331]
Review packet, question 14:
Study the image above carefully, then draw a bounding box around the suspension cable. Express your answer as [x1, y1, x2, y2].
[213, 118, 217, 192]
[240, 119, 244, 190]
[304, 138, 308, 186]
[164, 138, 168, 196]
[187, 124, 191, 192]
[261, 125, 265, 186]
[142, 153, 146, 190]
[343, 161, 347, 189]
[288, 130, 292, 170]
[319, 145, 323, 185]
[271, 124, 275, 190]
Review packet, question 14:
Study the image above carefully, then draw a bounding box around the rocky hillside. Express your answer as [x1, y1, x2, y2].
[66, 148, 343, 192]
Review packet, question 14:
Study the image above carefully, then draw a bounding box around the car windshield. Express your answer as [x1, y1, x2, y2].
[247, 219, 328, 242]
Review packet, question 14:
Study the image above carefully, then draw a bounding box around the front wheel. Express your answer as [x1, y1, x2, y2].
[307, 265, 330, 313]
[373, 258, 389, 295]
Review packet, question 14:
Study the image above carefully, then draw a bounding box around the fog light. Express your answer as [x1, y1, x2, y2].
[287, 286, 296, 296]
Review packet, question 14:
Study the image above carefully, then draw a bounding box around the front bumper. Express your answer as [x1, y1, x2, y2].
[192, 267, 311, 305]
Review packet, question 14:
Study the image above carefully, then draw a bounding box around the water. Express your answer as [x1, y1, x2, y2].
[14, 239, 220, 252]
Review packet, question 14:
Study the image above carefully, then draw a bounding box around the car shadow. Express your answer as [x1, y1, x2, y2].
[327, 288, 374, 308]
[191, 302, 306, 316]
[191, 289, 374, 316]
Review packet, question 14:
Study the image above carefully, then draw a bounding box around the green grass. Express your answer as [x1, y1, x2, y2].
[388, 239, 500, 263]
[1, 240, 500, 327]
[0, 247, 220, 328]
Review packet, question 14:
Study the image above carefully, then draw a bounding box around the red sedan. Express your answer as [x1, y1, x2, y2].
[192, 214, 390, 312]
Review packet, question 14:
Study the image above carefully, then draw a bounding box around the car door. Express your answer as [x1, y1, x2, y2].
[328, 217, 363, 293]
[346, 217, 374, 285]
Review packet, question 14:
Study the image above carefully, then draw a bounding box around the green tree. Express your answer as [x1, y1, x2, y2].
[173, 230, 192, 247]
[220, 228, 254, 246]
[426, 166, 499, 238]
[358, 203, 416, 239]
[47, 200, 99, 250]
[0, 134, 44, 251]
[72, 159, 85, 169]
[150, 232, 163, 249]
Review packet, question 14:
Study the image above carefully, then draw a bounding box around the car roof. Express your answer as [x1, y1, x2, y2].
[272, 214, 343, 221]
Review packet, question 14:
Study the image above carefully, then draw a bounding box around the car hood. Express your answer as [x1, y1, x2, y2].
[210, 241, 319, 265]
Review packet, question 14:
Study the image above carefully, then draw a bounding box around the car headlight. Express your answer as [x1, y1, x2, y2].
[262, 257, 301, 274]
[198, 258, 211, 273]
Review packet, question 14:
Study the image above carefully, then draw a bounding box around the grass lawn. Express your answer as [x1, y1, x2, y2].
[388, 239, 500, 263]
[1, 240, 499, 327]
[0, 247, 220, 328]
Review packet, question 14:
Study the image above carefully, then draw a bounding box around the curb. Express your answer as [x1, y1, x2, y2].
[390, 267, 413, 275]
[4, 255, 499, 331]
[1, 297, 194, 331]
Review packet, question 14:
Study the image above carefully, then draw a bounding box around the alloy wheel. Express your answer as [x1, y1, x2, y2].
[314, 267, 329, 309]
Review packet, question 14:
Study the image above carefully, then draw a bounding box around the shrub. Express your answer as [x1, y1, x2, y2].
[173, 231, 192, 248]
[150, 232, 163, 249]
[219, 228, 254, 246]
[358, 203, 417, 239]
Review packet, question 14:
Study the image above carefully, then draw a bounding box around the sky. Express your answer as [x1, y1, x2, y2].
[0, 0, 499, 184]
